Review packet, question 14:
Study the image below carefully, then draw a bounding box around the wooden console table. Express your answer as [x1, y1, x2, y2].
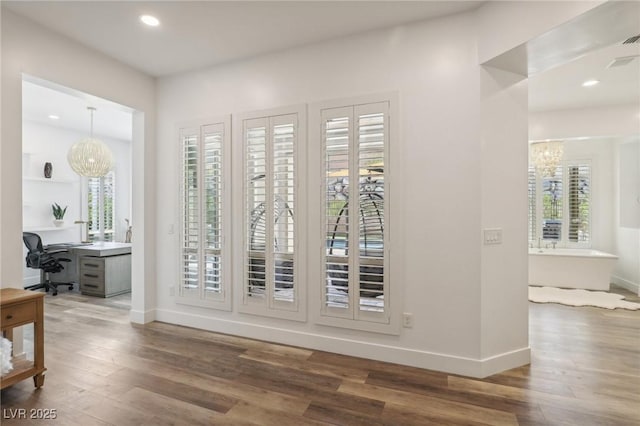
[0, 288, 46, 389]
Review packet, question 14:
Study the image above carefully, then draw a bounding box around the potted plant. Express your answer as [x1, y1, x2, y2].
[52, 203, 67, 227]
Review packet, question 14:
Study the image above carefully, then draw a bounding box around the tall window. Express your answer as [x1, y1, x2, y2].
[567, 164, 591, 242]
[320, 101, 390, 326]
[541, 166, 563, 241]
[529, 161, 591, 245]
[528, 166, 536, 241]
[240, 107, 304, 321]
[88, 171, 115, 242]
[179, 118, 230, 310]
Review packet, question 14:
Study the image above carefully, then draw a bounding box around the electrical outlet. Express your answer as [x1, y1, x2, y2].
[403, 312, 413, 328]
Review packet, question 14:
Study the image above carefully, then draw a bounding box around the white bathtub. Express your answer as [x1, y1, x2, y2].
[528, 248, 618, 291]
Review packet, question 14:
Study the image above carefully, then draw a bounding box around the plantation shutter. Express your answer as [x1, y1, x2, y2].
[324, 108, 351, 315]
[180, 128, 200, 298]
[179, 119, 229, 308]
[245, 119, 268, 300]
[202, 125, 224, 298]
[530, 160, 591, 246]
[567, 163, 590, 243]
[243, 113, 299, 315]
[322, 102, 389, 323]
[528, 166, 536, 242]
[88, 177, 100, 239]
[88, 171, 115, 242]
[541, 166, 563, 241]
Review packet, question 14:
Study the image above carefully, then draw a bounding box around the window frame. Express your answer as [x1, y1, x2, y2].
[233, 105, 307, 322]
[309, 92, 400, 335]
[176, 116, 232, 311]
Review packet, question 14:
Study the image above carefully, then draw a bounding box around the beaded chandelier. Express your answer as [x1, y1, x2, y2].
[67, 107, 113, 177]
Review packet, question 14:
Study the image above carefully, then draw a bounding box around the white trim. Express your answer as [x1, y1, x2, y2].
[129, 309, 156, 324]
[612, 275, 640, 294]
[479, 347, 531, 378]
[154, 308, 530, 379]
[23, 275, 40, 287]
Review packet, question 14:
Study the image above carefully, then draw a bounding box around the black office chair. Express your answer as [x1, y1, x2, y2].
[23, 232, 74, 296]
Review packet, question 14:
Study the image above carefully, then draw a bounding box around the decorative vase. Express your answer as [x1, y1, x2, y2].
[53, 219, 64, 227]
[44, 162, 52, 179]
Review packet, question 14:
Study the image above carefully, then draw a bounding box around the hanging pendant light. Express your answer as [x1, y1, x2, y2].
[530, 140, 563, 177]
[67, 107, 114, 177]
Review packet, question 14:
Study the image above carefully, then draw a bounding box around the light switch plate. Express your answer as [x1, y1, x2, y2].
[483, 228, 503, 245]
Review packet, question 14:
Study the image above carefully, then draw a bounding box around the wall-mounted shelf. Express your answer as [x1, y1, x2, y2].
[23, 177, 78, 184]
[23, 226, 76, 232]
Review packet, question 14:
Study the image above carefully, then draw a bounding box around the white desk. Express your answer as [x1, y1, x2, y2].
[47, 242, 132, 297]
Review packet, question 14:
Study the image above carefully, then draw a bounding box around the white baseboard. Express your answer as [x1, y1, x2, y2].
[612, 275, 640, 295]
[23, 276, 40, 287]
[130, 309, 156, 324]
[480, 347, 531, 377]
[154, 308, 530, 378]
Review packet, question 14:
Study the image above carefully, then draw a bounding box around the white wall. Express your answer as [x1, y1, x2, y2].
[152, 0, 606, 378]
[530, 104, 640, 141]
[0, 1, 608, 377]
[613, 140, 640, 294]
[479, 66, 529, 369]
[155, 9, 533, 377]
[1, 9, 156, 322]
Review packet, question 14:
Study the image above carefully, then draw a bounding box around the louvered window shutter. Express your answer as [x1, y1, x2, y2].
[529, 161, 591, 246]
[180, 128, 200, 297]
[242, 111, 301, 318]
[541, 166, 563, 241]
[87, 171, 115, 242]
[528, 166, 536, 242]
[179, 119, 230, 309]
[567, 163, 590, 242]
[321, 102, 389, 323]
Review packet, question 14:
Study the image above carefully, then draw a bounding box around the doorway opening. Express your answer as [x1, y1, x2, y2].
[21, 74, 136, 305]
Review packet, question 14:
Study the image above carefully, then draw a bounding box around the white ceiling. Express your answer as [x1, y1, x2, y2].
[10, 1, 639, 138]
[529, 39, 640, 112]
[3, 1, 482, 77]
[22, 78, 133, 142]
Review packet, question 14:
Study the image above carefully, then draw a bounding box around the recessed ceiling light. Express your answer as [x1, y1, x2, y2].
[48, 115, 60, 120]
[582, 79, 600, 87]
[140, 15, 160, 27]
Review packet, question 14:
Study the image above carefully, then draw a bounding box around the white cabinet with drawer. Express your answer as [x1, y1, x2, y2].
[79, 254, 131, 297]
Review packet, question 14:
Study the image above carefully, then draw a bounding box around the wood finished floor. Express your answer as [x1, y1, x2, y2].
[1, 286, 639, 425]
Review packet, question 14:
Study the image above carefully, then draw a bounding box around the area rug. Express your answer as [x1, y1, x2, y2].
[529, 286, 640, 310]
